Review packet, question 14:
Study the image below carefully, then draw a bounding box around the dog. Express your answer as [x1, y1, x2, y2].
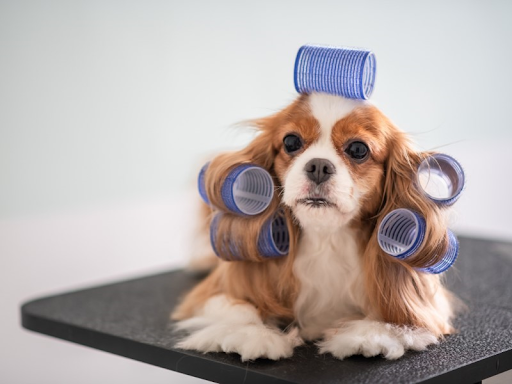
[172, 92, 458, 361]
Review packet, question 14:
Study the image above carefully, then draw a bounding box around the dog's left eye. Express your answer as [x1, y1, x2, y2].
[345, 141, 370, 162]
[283, 134, 303, 154]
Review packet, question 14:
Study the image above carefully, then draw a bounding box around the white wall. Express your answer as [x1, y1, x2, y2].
[2, 1, 512, 383]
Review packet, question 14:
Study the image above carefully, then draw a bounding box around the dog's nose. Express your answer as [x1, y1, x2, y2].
[304, 158, 335, 185]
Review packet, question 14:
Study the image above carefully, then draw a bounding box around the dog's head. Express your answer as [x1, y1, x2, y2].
[207, 92, 447, 257]
[274, 93, 389, 231]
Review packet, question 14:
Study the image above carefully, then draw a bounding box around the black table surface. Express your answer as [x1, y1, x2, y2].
[21, 237, 512, 384]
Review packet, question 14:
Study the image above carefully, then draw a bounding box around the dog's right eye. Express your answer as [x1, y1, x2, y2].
[283, 134, 303, 154]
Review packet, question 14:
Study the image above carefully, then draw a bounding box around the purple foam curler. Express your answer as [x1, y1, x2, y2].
[294, 44, 377, 100]
[377, 208, 459, 274]
[210, 211, 290, 260]
[417, 153, 465, 206]
[198, 163, 275, 216]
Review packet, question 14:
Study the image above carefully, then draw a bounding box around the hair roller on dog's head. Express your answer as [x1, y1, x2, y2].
[294, 44, 377, 100]
[198, 162, 275, 216]
[377, 208, 458, 274]
[210, 211, 290, 261]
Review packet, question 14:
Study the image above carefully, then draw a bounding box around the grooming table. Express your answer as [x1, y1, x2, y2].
[21, 237, 512, 384]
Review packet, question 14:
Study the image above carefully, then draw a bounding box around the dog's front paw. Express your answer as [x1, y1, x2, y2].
[175, 295, 303, 361]
[221, 325, 302, 361]
[318, 320, 405, 360]
[177, 324, 302, 362]
[393, 326, 439, 351]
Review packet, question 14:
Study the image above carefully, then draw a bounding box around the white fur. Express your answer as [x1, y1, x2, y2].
[282, 93, 364, 228]
[318, 319, 438, 360]
[175, 295, 303, 361]
[176, 94, 442, 361]
[283, 93, 366, 340]
[309, 93, 364, 137]
[293, 226, 365, 340]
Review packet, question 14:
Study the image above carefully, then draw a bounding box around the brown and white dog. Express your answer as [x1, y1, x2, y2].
[172, 92, 458, 361]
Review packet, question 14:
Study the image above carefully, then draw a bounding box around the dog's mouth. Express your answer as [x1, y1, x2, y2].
[296, 197, 336, 208]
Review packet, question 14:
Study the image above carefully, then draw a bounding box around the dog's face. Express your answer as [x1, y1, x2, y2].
[273, 93, 390, 231]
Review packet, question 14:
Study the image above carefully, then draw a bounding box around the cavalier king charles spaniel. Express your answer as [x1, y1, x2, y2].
[172, 92, 458, 361]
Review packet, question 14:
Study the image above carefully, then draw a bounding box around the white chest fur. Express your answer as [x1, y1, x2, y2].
[293, 226, 366, 340]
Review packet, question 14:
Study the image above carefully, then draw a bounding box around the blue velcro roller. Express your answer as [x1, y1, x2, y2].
[210, 211, 290, 260]
[294, 44, 376, 100]
[209, 213, 224, 258]
[377, 208, 459, 274]
[417, 153, 465, 206]
[257, 211, 290, 258]
[198, 163, 275, 216]
[418, 229, 459, 274]
[377, 208, 426, 260]
[197, 162, 210, 204]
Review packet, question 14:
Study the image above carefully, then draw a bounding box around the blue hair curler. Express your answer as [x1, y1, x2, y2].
[210, 211, 290, 260]
[198, 163, 275, 216]
[377, 208, 426, 260]
[257, 211, 290, 258]
[197, 162, 210, 204]
[208, 213, 224, 258]
[377, 208, 459, 274]
[294, 44, 376, 100]
[417, 229, 459, 274]
[417, 153, 465, 206]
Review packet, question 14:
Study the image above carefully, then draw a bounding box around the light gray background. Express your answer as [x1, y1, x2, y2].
[1, 1, 511, 383]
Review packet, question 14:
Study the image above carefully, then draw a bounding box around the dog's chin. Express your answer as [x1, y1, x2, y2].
[292, 199, 356, 231]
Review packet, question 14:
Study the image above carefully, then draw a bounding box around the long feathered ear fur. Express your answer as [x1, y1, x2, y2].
[204, 122, 282, 262]
[172, 103, 302, 321]
[363, 122, 457, 336]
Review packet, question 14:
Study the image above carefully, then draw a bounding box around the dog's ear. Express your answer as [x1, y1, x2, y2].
[363, 125, 454, 336]
[175, 102, 303, 320]
[202, 101, 300, 263]
[189, 103, 300, 319]
[204, 113, 282, 211]
[380, 132, 449, 268]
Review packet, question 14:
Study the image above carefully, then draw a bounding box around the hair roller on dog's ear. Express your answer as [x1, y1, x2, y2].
[196, 107, 299, 261]
[197, 113, 282, 214]
[416, 153, 465, 206]
[210, 210, 290, 261]
[377, 208, 459, 274]
[198, 162, 274, 216]
[376, 142, 451, 271]
[375, 151, 464, 274]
